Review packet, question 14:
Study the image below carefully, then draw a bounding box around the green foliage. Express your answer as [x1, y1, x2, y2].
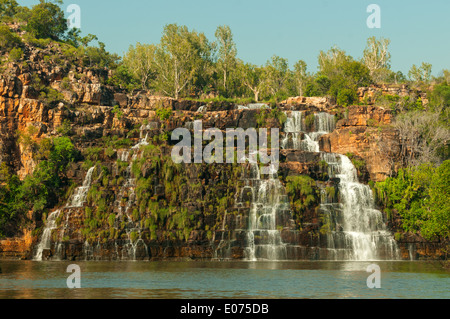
[375, 161, 450, 240]
[107, 63, 139, 91]
[430, 82, 450, 113]
[25, 1, 67, 40]
[0, 0, 19, 21]
[286, 175, 318, 212]
[156, 106, 173, 121]
[0, 24, 21, 50]
[337, 88, 357, 107]
[0, 136, 78, 237]
[112, 105, 124, 120]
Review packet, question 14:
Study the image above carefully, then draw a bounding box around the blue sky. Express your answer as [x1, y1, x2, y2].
[18, 0, 449, 75]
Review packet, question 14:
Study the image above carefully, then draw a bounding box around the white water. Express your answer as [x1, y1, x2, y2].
[109, 125, 150, 260]
[282, 111, 400, 261]
[34, 166, 97, 261]
[67, 167, 95, 208]
[34, 210, 61, 261]
[238, 154, 289, 261]
[237, 103, 270, 110]
[321, 153, 400, 261]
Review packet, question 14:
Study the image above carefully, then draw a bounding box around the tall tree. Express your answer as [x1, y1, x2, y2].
[408, 62, 433, 84]
[264, 55, 289, 98]
[215, 25, 237, 96]
[293, 60, 307, 96]
[123, 43, 157, 90]
[237, 61, 266, 102]
[26, 0, 67, 40]
[363, 37, 391, 82]
[154, 24, 213, 99]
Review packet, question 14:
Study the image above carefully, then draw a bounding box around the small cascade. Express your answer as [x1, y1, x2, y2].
[282, 111, 304, 150]
[237, 103, 270, 110]
[113, 125, 151, 260]
[123, 229, 149, 260]
[67, 166, 95, 208]
[282, 111, 400, 261]
[34, 166, 97, 261]
[321, 154, 400, 261]
[34, 210, 61, 261]
[132, 125, 150, 150]
[240, 155, 289, 261]
[214, 212, 232, 260]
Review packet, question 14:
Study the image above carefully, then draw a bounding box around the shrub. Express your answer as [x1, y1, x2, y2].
[337, 88, 357, 107]
[25, 1, 67, 40]
[156, 106, 173, 121]
[0, 25, 21, 50]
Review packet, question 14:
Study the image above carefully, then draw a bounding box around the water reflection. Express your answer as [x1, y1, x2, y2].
[0, 260, 448, 299]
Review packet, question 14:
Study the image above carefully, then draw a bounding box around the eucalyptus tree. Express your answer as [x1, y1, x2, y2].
[215, 25, 237, 96]
[123, 42, 157, 90]
[236, 60, 266, 102]
[293, 60, 307, 96]
[154, 24, 214, 99]
[264, 55, 290, 98]
[408, 62, 433, 85]
[363, 37, 391, 82]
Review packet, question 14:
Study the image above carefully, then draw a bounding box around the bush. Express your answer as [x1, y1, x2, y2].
[25, 1, 67, 40]
[156, 106, 173, 121]
[337, 88, 357, 106]
[0, 25, 21, 50]
[375, 161, 450, 240]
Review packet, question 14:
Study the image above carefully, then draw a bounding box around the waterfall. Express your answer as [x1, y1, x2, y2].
[112, 125, 151, 260]
[282, 111, 400, 261]
[34, 166, 96, 261]
[322, 154, 400, 261]
[240, 155, 289, 261]
[34, 210, 61, 261]
[67, 166, 95, 208]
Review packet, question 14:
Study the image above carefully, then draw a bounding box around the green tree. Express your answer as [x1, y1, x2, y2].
[0, 0, 19, 21]
[123, 43, 157, 90]
[26, 0, 67, 40]
[363, 37, 391, 82]
[236, 61, 266, 102]
[293, 60, 307, 96]
[215, 25, 237, 96]
[264, 55, 290, 99]
[408, 62, 432, 84]
[315, 46, 371, 103]
[0, 24, 21, 50]
[154, 24, 214, 99]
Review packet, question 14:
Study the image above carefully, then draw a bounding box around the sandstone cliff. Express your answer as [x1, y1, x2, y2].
[0, 39, 445, 261]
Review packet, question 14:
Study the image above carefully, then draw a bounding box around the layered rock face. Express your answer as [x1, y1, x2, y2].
[357, 84, 429, 105]
[320, 105, 403, 182]
[0, 41, 445, 261]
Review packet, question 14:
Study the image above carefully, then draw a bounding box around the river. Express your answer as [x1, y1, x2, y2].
[0, 260, 448, 299]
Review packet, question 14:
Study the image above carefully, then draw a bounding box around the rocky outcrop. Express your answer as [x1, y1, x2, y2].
[358, 84, 429, 105]
[281, 96, 335, 111]
[320, 105, 402, 182]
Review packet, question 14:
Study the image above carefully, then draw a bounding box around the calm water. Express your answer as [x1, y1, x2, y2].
[0, 260, 448, 299]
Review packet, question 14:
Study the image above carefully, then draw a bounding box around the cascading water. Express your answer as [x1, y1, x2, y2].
[112, 125, 150, 260]
[67, 166, 95, 208]
[282, 111, 400, 261]
[240, 155, 290, 261]
[34, 210, 60, 261]
[321, 153, 400, 260]
[34, 166, 96, 261]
